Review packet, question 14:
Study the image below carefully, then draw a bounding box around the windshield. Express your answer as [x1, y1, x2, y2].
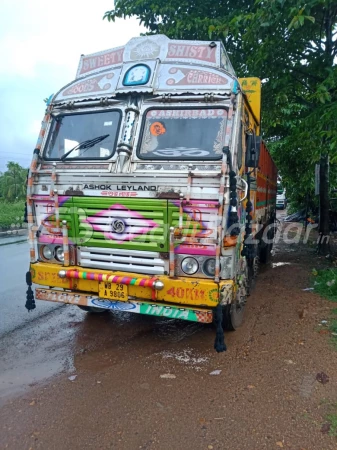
[138, 108, 227, 160]
[44, 110, 121, 160]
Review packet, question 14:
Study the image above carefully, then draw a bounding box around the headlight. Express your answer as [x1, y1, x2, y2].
[55, 246, 64, 262]
[181, 257, 199, 275]
[41, 245, 53, 260]
[203, 258, 216, 277]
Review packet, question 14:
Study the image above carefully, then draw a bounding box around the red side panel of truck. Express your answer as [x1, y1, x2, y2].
[255, 141, 277, 221]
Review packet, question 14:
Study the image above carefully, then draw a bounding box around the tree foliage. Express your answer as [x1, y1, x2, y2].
[104, 0, 337, 209]
[0, 162, 28, 202]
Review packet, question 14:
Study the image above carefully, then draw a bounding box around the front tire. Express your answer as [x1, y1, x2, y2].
[222, 302, 245, 331]
[222, 262, 248, 331]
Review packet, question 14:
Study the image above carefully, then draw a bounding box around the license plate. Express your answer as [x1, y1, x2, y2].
[98, 282, 128, 301]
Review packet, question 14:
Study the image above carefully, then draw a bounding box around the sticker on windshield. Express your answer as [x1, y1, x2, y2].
[104, 121, 113, 126]
[153, 148, 210, 157]
[150, 122, 166, 136]
[100, 148, 110, 157]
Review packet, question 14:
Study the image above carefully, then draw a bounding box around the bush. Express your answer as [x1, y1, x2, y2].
[314, 268, 337, 302]
[0, 201, 26, 230]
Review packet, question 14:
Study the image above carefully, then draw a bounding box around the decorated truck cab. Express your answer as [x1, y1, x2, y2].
[25, 35, 277, 351]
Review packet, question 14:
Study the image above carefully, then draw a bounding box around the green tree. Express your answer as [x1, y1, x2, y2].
[103, 0, 254, 72]
[228, 1, 337, 253]
[104, 0, 337, 252]
[0, 162, 28, 202]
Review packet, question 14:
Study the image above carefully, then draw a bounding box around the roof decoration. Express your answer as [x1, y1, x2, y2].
[54, 35, 237, 104]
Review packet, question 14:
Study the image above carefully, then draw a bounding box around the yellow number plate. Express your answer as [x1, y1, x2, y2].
[98, 282, 128, 301]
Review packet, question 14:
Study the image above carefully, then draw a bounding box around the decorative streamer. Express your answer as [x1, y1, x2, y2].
[62, 220, 70, 266]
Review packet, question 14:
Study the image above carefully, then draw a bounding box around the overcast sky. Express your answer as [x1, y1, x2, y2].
[0, 0, 144, 172]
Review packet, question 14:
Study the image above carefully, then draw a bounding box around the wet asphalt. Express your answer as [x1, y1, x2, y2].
[0, 241, 61, 337]
[0, 241, 68, 402]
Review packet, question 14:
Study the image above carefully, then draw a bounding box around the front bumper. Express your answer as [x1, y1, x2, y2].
[30, 262, 234, 308]
[35, 288, 214, 323]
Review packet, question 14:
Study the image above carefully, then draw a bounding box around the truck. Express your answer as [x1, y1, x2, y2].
[277, 180, 287, 209]
[25, 35, 277, 352]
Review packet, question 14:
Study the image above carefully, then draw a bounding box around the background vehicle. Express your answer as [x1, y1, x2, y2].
[277, 181, 287, 209]
[25, 35, 277, 351]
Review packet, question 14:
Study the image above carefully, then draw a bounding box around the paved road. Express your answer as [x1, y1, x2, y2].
[0, 241, 60, 337]
[0, 241, 80, 403]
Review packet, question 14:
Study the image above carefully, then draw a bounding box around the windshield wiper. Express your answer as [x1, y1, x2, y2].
[60, 134, 110, 161]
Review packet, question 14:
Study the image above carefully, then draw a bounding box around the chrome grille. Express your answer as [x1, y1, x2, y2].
[78, 247, 166, 275]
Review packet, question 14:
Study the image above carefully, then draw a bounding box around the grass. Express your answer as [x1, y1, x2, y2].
[313, 268, 337, 302]
[326, 408, 337, 437]
[313, 271, 337, 435]
[320, 401, 337, 437]
[0, 200, 25, 229]
[330, 319, 337, 351]
[313, 270, 337, 348]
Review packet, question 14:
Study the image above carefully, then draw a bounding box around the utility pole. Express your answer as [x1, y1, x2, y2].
[318, 153, 330, 254]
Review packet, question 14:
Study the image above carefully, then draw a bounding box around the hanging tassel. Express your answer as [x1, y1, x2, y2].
[25, 270, 36, 311]
[213, 304, 227, 353]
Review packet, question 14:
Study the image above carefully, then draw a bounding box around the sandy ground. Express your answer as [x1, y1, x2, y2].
[1, 214, 337, 449]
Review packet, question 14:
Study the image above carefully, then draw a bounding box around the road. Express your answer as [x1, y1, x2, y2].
[0, 241, 60, 337]
[1, 226, 337, 449]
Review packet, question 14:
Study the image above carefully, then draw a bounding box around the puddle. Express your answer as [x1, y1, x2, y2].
[0, 307, 82, 405]
[0, 352, 73, 407]
[0, 304, 212, 405]
[272, 262, 292, 268]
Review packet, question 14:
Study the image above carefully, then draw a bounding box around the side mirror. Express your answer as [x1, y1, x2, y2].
[246, 134, 261, 168]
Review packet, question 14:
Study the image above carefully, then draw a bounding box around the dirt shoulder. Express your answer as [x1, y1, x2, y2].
[1, 230, 337, 449]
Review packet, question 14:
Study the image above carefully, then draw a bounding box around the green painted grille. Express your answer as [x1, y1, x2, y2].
[72, 197, 168, 251]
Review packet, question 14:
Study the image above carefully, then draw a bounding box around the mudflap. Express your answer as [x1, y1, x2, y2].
[213, 304, 227, 353]
[25, 270, 36, 311]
